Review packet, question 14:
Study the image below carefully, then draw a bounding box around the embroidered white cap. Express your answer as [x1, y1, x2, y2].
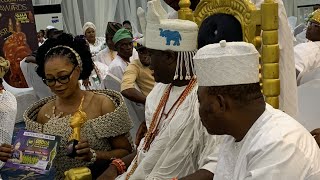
[137, 0, 198, 52]
[194, 40, 260, 86]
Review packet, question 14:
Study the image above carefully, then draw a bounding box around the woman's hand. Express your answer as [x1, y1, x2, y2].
[97, 165, 118, 180]
[75, 139, 92, 162]
[311, 128, 320, 148]
[82, 78, 91, 89]
[0, 144, 13, 162]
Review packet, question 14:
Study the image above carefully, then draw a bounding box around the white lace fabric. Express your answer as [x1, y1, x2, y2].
[0, 90, 17, 168]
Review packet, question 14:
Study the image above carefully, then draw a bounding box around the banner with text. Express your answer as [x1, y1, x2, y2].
[0, 0, 38, 88]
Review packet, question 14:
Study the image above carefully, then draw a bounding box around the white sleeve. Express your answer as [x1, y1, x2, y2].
[294, 45, 306, 73]
[199, 134, 226, 174]
[108, 66, 124, 82]
[244, 140, 320, 180]
[0, 92, 17, 168]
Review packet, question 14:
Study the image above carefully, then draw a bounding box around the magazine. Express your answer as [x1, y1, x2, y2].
[5, 130, 61, 175]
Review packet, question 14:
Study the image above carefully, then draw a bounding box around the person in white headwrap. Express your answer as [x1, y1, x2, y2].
[0, 57, 17, 169]
[295, 9, 320, 85]
[98, 0, 223, 179]
[83, 22, 105, 57]
[194, 40, 320, 179]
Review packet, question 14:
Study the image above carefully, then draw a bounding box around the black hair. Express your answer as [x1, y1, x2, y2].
[39, 29, 45, 35]
[36, 33, 94, 80]
[46, 28, 58, 39]
[207, 83, 263, 105]
[190, 0, 200, 11]
[198, 13, 243, 49]
[123, 20, 131, 26]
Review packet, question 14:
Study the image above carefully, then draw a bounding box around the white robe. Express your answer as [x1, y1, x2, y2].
[107, 55, 129, 82]
[295, 41, 320, 85]
[251, 0, 298, 119]
[214, 104, 320, 180]
[89, 37, 106, 57]
[95, 47, 139, 66]
[117, 83, 222, 179]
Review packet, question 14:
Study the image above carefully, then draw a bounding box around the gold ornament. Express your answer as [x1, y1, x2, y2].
[69, 96, 87, 142]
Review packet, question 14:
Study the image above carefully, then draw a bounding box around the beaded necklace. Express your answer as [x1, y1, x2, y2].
[126, 78, 197, 179]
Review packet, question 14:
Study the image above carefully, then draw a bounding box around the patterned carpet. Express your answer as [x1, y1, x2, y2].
[0, 123, 55, 180]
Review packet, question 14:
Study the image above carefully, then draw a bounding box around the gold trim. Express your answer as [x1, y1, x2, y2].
[178, 0, 280, 109]
[193, 0, 259, 44]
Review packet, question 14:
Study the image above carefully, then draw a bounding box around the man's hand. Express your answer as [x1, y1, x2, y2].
[311, 128, 320, 147]
[135, 121, 147, 147]
[25, 56, 36, 63]
[82, 78, 91, 89]
[97, 164, 118, 180]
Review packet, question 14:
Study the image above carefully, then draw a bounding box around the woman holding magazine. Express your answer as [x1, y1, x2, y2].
[0, 33, 133, 179]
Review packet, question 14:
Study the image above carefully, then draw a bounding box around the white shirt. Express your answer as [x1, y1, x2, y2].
[0, 90, 17, 168]
[214, 104, 320, 180]
[95, 47, 139, 66]
[251, 0, 298, 119]
[117, 83, 222, 179]
[107, 55, 129, 82]
[295, 41, 320, 85]
[89, 37, 106, 57]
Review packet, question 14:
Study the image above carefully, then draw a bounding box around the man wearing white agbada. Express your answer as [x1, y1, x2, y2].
[164, 0, 298, 119]
[194, 40, 320, 180]
[295, 9, 320, 85]
[98, 0, 222, 179]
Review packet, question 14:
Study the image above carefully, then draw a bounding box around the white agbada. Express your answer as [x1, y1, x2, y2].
[95, 47, 139, 66]
[214, 104, 320, 180]
[251, 0, 298, 119]
[117, 83, 222, 180]
[295, 41, 320, 85]
[0, 90, 17, 168]
[107, 55, 129, 82]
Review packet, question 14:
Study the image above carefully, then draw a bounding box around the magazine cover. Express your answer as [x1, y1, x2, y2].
[5, 130, 61, 175]
[0, 0, 38, 88]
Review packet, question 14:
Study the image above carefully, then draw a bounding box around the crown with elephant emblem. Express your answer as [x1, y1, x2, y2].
[137, 0, 198, 52]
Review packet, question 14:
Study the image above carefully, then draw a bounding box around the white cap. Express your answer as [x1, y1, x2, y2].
[137, 0, 198, 52]
[194, 40, 260, 86]
[46, 25, 55, 30]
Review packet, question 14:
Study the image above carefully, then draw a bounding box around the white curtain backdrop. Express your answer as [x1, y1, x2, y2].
[31, 0, 300, 36]
[32, 0, 174, 37]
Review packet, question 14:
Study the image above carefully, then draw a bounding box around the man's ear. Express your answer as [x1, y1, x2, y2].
[114, 43, 119, 51]
[216, 94, 227, 112]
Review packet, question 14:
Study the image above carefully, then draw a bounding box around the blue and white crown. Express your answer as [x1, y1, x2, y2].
[137, 0, 198, 52]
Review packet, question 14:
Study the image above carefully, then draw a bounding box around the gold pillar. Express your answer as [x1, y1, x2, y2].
[178, 0, 194, 21]
[261, 0, 280, 108]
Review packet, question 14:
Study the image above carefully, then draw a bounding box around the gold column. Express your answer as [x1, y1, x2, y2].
[261, 0, 280, 108]
[178, 0, 194, 21]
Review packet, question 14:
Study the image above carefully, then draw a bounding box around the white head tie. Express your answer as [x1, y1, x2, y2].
[83, 22, 96, 34]
[194, 40, 260, 86]
[45, 45, 83, 72]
